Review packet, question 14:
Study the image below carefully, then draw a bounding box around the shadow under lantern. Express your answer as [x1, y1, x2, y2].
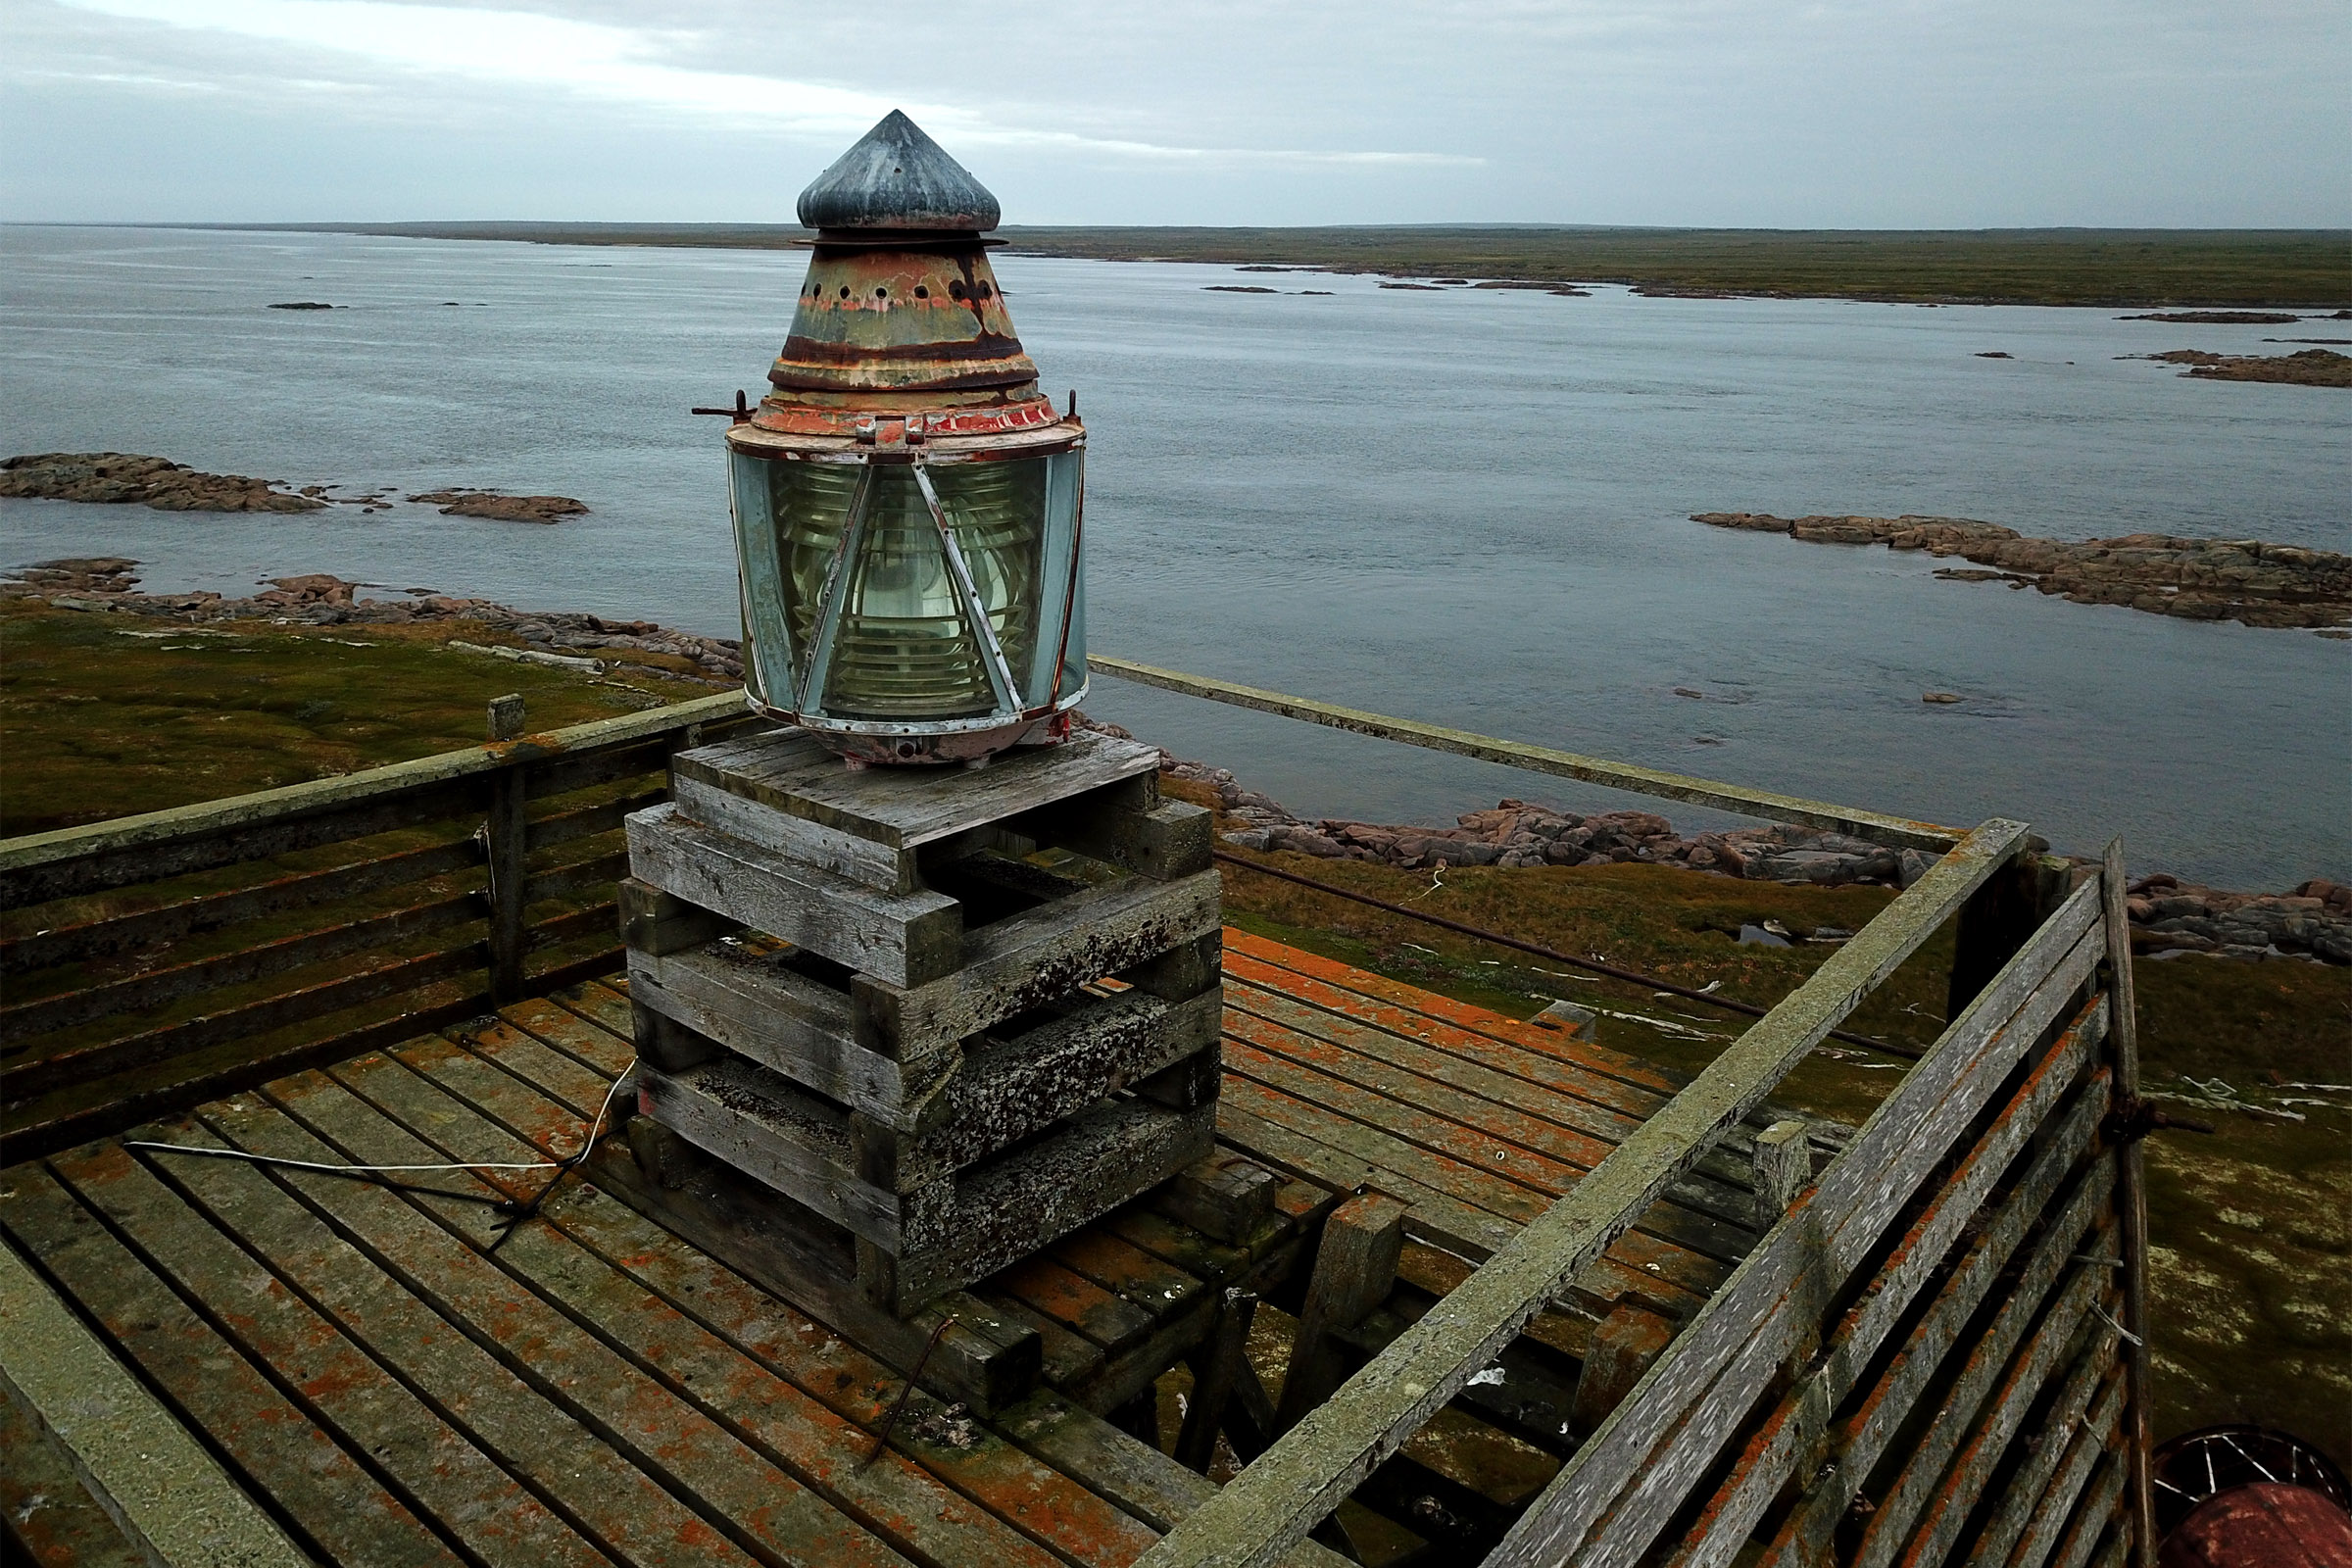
[725, 111, 1086, 767]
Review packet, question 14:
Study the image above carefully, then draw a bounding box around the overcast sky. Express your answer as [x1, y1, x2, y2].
[3, 0, 2345, 227]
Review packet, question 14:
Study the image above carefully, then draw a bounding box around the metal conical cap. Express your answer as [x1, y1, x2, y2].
[797, 111, 1002, 232]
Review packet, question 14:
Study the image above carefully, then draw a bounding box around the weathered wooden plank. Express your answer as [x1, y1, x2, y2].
[919, 989, 1218, 1173]
[582, 1137, 1042, 1415]
[889, 1100, 1216, 1312]
[1276, 1193, 1408, 1433]
[0, 832, 480, 979]
[0, 990, 498, 1164]
[216, 1074, 919, 1568]
[1216, 1064, 1718, 1305]
[1133, 820, 2031, 1568]
[1962, 1342, 2123, 1568]
[1741, 1063, 2111, 1568]
[1051, 1227, 1210, 1322]
[628, 802, 964, 986]
[5, 942, 489, 1102]
[1158, 1154, 1280, 1246]
[995, 1254, 1162, 1352]
[147, 1097, 765, 1568]
[855, 869, 1221, 1055]
[0, 1372, 147, 1568]
[322, 1046, 1074, 1568]
[2046, 1450, 2129, 1568]
[630, 940, 884, 1109]
[1490, 878, 2096, 1568]
[514, 1183, 1140, 1568]
[0, 1191, 312, 1568]
[1225, 1007, 1757, 1264]
[525, 784, 663, 854]
[47, 1137, 607, 1568]
[1004, 797, 1214, 883]
[3, 1157, 459, 1568]
[1852, 1257, 2115, 1568]
[542, 979, 638, 1048]
[2, 889, 482, 1046]
[634, 1053, 890, 1241]
[1925, 1328, 2124, 1568]
[1223, 967, 1765, 1223]
[2004, 1369, 2128, 1568]
[675, 726, 1159, 851]
[993, 1391, 1355, 1568]
[671, 772, 916, 893]
[1222, 947, 1678, 1119]
[0, 690, 750, 907]
[1177, 1288, 1260, 1471]
[2099, 841, 2157, 1568]
[1089, 656, 1963, 851]
[517, 847, 628, 906]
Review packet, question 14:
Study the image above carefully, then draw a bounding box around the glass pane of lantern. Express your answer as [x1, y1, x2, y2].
[1022, 447, 1086, 705]
[726, 451, 797, 707]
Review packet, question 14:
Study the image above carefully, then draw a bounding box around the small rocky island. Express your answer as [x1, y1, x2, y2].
[1691, 513, 2352, 631]
[0, 453, 588, 521]
[2134, 347, 2352, 387]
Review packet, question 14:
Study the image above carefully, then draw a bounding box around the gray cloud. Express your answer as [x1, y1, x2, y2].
[2, 0, 2343, 223]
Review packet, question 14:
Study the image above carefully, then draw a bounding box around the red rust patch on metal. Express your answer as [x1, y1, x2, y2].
[2161, 1484, 2352, 1567]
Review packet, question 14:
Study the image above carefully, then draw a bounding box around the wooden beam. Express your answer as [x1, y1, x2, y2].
[1130, 817, 2031, 1568]
[2100, 838, 2158, 1568]
[1087, 656, 1963, 853]
[0, 689, 750, 906]
[1275, 1193, 1408, 1433]
[1750, 1120, 1811, 1226]
[0, 1228, 312, 1568]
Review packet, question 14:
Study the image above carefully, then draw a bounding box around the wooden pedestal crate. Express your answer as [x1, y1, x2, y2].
[620, 726, 1221, 1315]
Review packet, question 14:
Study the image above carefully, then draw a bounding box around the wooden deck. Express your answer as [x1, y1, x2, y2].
[3, 929, 1808, 1566]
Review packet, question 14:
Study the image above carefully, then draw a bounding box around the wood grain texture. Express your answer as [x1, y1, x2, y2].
[1132, 818, 2033, 1568]
[673, 726, 1158, 850]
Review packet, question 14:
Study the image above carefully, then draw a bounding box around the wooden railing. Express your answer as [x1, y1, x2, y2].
[0, 690, 761, 1160]
[1094, 661, 2151, 1568]
[0, 660, 2153, 1567]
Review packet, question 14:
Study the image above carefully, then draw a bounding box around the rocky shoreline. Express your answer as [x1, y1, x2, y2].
[1691, 513, 2352, 632]
[1119, 729, 2352, 966]
[10, 556, 2341, 963]
[0, 559, 744, 683]
[0, 453, 588, 523]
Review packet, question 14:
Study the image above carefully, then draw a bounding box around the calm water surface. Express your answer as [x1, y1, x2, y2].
[2, 226, 2344, 886]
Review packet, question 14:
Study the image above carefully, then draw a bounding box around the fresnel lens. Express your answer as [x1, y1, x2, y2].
[723, 112, 1086, 767]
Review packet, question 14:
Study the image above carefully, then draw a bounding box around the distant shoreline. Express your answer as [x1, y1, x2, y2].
[35, 221, 2352, 311]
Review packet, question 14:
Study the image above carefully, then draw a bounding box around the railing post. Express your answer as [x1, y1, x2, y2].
[2100, 839, 2157, 1566]
[486, 695, 528, 1004]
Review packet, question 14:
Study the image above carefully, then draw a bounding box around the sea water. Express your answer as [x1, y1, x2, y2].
[2, 224, 2344, 886]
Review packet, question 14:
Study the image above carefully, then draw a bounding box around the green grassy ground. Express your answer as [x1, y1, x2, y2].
[230, 222, 2352, 308]
[0, 603, 710, 837]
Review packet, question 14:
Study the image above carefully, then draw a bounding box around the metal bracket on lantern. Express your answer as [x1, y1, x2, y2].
[795, 462, 877, 711]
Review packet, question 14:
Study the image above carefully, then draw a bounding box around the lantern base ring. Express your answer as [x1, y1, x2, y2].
[743, 684, 1088, 766]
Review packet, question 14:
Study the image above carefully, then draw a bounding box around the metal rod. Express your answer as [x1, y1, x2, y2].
[1211, 849, 1921, 1060]
[864, 1313, 957, 1466]
[914, 464, 1022, 715]
[799, 462, 876, 709]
